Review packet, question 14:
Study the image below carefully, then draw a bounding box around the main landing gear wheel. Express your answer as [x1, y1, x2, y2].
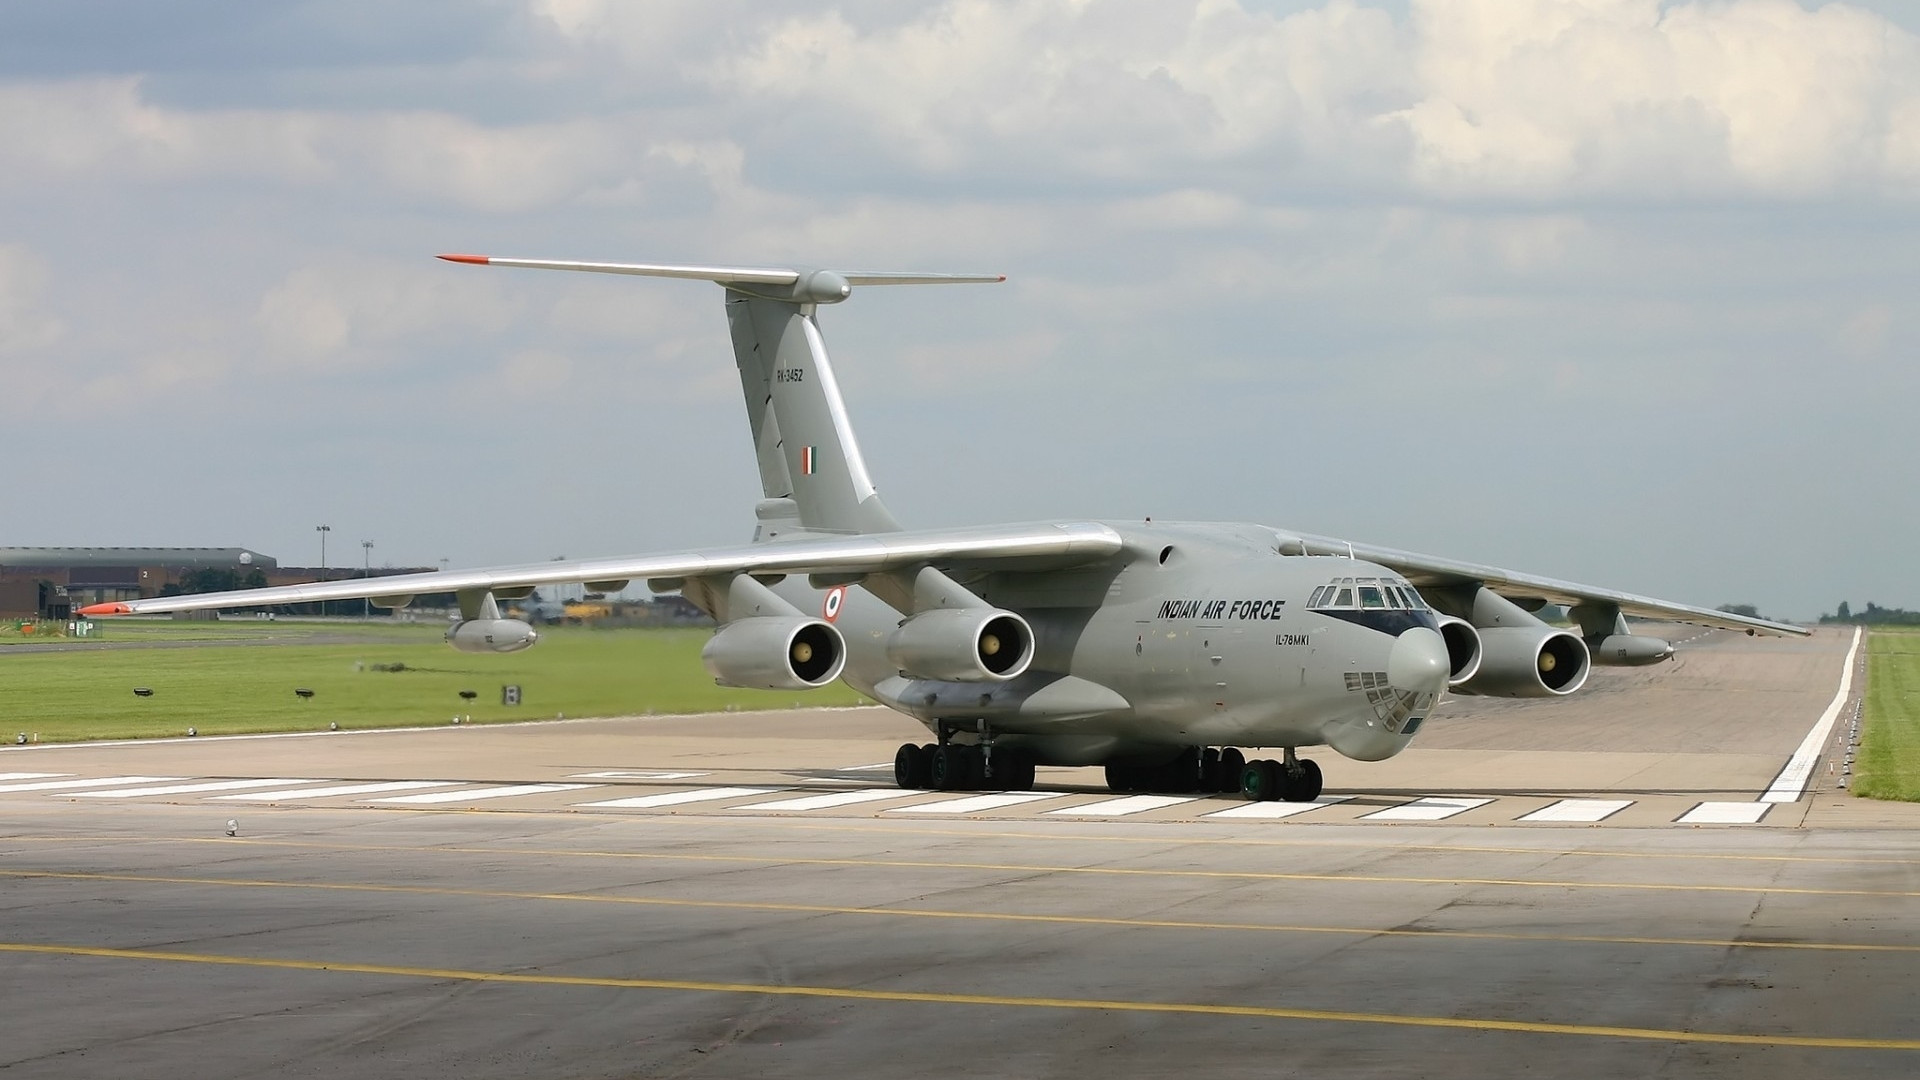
[894, 742, 932, 789]
[1207, 748, 1245, 794]
[1241, 756, 1322, 802]
[1281, 759, 1322, 803]
[1241, 759, 1281, 802]
[930, 744, 975, 791]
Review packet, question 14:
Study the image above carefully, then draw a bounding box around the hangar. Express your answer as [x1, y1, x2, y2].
[0, 548, 435, 619]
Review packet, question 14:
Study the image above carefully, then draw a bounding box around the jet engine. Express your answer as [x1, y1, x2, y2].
[1452, 626, 1590, 697]
[1435, 615, 1483, 686]
[885, 608, 1034, 683]
[701, 616, 846, 691]
[445, 618, 539, 654]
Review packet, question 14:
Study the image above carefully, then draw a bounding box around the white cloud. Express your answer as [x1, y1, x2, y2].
[0, 243, 63, 353]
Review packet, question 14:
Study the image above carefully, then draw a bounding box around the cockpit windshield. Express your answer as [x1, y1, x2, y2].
[1308, 577, 1428, 612]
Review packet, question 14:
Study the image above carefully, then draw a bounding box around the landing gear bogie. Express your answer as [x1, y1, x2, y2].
[1240, 753, 1322, 802]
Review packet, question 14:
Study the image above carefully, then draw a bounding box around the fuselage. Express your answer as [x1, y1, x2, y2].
[776, 520, 1451, 768]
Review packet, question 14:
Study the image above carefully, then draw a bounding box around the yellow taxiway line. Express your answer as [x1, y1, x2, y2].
[5, 868, 1915, 955]
[4, 941, 1916, 1052]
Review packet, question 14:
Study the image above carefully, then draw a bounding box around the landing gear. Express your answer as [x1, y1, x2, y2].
[894, 742, 934, 789]
[1106, 747, 1248, 794]
[899, 738, 1036, 792]
[1240, 749, 1323, 803]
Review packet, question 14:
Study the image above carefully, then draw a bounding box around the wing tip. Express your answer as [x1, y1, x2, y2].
[78, 603, 131, 616]
[437, 253, 491, 265]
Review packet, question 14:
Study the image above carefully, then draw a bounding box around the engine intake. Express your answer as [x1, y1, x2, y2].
[885, 608, 1034, 683]
[445, 618, 539, 654]
[1453, 626, 1590, 697]
[1435, 615, 1483, 686]
[701, 616, 846, 690]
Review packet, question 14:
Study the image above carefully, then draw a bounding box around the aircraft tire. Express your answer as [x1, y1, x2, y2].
[1213, 748, 1246, 793]
[1104, 764, 1141, 793]
[995, 751, 1036, 792]
[1281, 759, 1323, 803]
[894, 743, 932, 789]
[1241, 759, 1281, 801]
[931, 744, 972, 791]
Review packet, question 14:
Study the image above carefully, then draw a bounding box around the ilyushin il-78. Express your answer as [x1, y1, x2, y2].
[84, 256, 1807, 802]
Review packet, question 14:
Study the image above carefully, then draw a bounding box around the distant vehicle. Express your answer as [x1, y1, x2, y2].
[89, 254, 1806, 802]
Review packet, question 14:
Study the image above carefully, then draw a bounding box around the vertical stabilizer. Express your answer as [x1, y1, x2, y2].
[726, 294, 899, 536]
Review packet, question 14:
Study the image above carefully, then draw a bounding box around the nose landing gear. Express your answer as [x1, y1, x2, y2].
[1240, 748, 1322, 803]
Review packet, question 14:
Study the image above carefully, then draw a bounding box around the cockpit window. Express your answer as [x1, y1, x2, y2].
[1310, 577, 1427, 613]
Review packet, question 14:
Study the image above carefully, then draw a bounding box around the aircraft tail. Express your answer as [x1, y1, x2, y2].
[438, 255, 1002, 538]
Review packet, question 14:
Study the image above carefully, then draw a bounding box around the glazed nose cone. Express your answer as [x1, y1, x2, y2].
[1389, 626, 1450, 695]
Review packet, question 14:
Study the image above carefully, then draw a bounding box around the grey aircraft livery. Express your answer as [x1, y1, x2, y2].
[83, 256, 1808, 802]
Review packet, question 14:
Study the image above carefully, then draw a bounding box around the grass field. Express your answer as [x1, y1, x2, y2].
[0, 622, 867, 743]
[1853, 629, 1920, 802]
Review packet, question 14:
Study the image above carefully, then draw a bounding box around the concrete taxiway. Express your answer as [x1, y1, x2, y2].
[3, 625, 1916, 1077]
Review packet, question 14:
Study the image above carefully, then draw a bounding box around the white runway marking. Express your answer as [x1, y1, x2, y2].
[568, 771, 707, 780]
[72, 778, 310, 799]
[1361, 797, 1494, 822]
[0, 776, 183, 794]
[731, 789, 920, 812]
[1518, 798, 1634, 823]
[578, 786, 781, 809]
[0, 773, 66, 782]
[887, 792, 1062, 814]
[213, 781, 460, 801]
[371, 783, 598, 805]
[800, 777, 891, 786]
[1046, 794, 1198, 817]
[1678, 801, 1771, 824]
[1205, 796, 1353, 819]
[840, 763, 896, 772]
[1762, 626, 1862, 803]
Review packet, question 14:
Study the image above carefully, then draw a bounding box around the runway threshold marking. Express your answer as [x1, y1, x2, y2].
[1361, 797, 1494, 822]
[212, 781, 460, 802]
[0, 776, 185, 794]
[887, 792, 1063, 814]
[1520, 800, 1634, 823]
[72, 778, 316, 799]
[5, 942, 1916, 1052]
[1679, 802, 1772, 825]
[1205, 796, 1353, 819]
[578, 787, 782, 809]
[7, 868, 1915, 957]
[730, 790, 921, 812]
[0, 773, 66, 782]
[369, 783, 598, 805]
[53, 837, 1920, 900]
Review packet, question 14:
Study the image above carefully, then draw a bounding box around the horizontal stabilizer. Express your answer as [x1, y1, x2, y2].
[437, 255, 1003, 304]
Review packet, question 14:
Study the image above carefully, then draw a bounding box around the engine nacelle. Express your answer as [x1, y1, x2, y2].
[701, 616, 846, 690]
[1435, 615, 1483, 686]
[1453, 626, 1590, 697]
[1586, 633, 1674, 667]
[885, 608, 1034, 683]
[445, 618, 539, 654]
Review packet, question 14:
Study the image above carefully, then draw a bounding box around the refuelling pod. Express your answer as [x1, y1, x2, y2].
[1586, 634, 1674, 667]
[701, 616, 846, 691]
[1453, 626, 1590, 697]
[885, 608, 1034, 683]
[1435, 615, 1483, 686]
[445, 619, 538, 654]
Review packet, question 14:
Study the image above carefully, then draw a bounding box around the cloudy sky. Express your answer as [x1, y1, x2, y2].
[3, 0, 1915, 620]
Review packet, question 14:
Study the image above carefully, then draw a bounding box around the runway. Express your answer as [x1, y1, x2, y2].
[3, 625, 1917, 1077]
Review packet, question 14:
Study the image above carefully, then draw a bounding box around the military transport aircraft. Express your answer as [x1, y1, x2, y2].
[82, 256, 1808, 803]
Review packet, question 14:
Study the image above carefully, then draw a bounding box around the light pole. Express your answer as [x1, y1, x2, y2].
[361, 540, 373, 621]
[315, 524, 330, 617]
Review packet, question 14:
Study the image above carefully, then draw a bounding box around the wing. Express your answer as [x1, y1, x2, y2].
[78, 522, 1124, 616]
[1279, 532, 1808, 637]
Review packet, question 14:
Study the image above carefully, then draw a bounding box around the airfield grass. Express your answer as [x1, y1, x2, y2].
[1852, 629, 1920, 802]
[0, 622, 866, 743]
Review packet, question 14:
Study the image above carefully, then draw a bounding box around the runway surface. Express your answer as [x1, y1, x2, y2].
[3, 625, 1917, 1077]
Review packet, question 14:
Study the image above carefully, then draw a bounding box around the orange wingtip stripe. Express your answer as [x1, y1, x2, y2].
[78, 603, 131, 616]
[436, 253, 490, 265]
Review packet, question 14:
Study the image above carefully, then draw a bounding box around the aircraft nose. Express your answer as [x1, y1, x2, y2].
[1389, 626, 1450, 695]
